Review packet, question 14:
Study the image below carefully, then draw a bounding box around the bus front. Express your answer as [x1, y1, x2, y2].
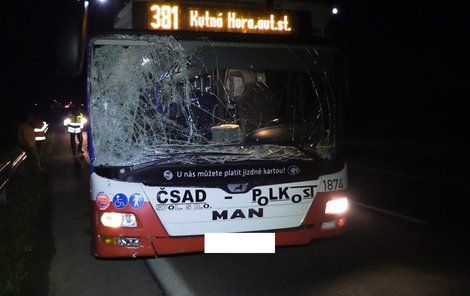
[88, 2, 348, 257]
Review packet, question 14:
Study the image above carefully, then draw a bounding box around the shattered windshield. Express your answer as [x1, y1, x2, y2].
[90, 35, 337, 166]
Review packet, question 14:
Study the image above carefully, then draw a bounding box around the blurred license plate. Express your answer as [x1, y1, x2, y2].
[204, 233, 275, 253]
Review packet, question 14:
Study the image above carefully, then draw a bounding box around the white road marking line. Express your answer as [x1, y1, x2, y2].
[349, 164, 458, 187]
[352, 201, 427, 225]
[146, 257, 194, 296]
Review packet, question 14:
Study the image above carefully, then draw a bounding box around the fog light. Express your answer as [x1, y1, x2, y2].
[325, 197, 349, 215]
[100, 236, 141, 247]
[118, 237, 141, 247]
[101, 212, 137, 228]
[321, 221, 337, 230]
[321, 218, 346, 230]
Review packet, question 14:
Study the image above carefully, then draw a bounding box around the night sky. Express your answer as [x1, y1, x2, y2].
[334, 1, 467, 146]
[1, 0, 467, 146]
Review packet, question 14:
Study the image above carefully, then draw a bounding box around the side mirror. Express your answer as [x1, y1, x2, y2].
[54, 6, 88, 78]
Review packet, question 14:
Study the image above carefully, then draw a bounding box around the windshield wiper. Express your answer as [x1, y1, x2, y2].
[130, 152, 251, 171]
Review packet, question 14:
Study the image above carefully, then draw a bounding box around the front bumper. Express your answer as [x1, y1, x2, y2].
[93, 191, 347, 257]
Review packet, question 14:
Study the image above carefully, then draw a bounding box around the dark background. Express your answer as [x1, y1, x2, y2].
[1, 0, 468, 147]
[332, 1, 468, 146]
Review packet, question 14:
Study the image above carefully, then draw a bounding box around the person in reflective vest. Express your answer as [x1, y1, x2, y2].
[18, 113, 42, 174]
[64, 107, 87, 155]
[33, 113, 48, 154]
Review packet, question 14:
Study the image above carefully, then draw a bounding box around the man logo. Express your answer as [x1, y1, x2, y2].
[163, 170, 173, 180]
[227, 183, 248, 193]
[287, 165, 301, 176]
[234, 184, 243, 191]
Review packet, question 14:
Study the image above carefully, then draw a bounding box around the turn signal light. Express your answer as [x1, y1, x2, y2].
[100, 235, 118, 245]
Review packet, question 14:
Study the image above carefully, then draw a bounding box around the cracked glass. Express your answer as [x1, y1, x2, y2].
[89, 35, 336, 166]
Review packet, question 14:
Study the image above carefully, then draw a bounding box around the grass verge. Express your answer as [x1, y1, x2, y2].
[0, 134, 55, 296]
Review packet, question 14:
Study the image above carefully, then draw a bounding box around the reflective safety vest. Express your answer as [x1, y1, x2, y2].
[66, 113, 85, 134]
[34, 121, 48, 141]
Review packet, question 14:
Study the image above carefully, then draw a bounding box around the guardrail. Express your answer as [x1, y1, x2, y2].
[0, 151, 27, 203]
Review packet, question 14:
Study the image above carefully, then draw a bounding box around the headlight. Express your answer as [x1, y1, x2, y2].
[100, 213, 137, 228]
[325, 197, 349, 215]
[63, 118, 71, 126]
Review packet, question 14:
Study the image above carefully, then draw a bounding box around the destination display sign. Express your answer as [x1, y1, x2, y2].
[133, 2, 299, 35]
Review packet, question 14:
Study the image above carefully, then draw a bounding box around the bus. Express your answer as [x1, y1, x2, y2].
[87, 1, 348, 257]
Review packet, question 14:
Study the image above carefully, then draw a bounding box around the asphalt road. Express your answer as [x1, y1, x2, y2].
[146, 152, 470, 295]
[41, 117, 470, 295]
[147, 206, 470, 296]
[45, 122, 162, 296]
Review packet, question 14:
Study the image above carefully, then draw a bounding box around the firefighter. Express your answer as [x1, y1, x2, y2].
[65, 107, 86, 156]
